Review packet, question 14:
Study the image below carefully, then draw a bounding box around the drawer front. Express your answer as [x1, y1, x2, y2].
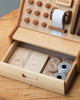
[65, 61, 76, 92]
[0, 62, 65, 94]
[0, 41, 78, 94]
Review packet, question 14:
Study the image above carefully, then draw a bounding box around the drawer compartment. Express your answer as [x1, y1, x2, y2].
[0, 41, 78, 94]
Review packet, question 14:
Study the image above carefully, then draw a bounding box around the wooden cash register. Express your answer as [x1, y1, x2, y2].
[0, 0, 80, 94]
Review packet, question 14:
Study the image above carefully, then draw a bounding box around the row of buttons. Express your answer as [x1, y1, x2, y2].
[24, 17, 47, 27]
[28, 0, 51, 9]
[26, 8, 49, 18]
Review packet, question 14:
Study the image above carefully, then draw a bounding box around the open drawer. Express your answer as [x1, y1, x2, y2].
[0, 41, 79, 94]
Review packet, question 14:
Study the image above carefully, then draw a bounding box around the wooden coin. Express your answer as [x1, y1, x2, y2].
[63, 58, 74, 65]
[43, 71, 54, 77]
[49, 57, 62, 65]
[43, 57, 62, 74]
[46, 62, 58, 72]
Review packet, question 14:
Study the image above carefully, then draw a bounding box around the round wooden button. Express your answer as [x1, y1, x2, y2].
[24, 17, 30, 23]
[34, 11, 40, 16]
[26, 8, 32, 14]
[43, 13, 49, 18]
[45, 3, 51, 9]
[28, 0, 34, 4]
[37, 1, 42, 7]
[33, 20, 38, 25]
[41, 22, 47, 27]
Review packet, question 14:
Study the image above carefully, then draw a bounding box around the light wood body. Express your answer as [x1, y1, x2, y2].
[0, 42, 65, 94]
[0, 0, 80, 95]
[1, 8, 80, 99]
[13, 27, 80, 57]
[19, 0, 80, 43]
[56, 0, 73, 7]
[0, 41, 78, 94]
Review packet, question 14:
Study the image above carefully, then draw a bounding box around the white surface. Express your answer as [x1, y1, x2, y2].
[51, 9, 65, 36]
[54, 73, 66, 80]
[58, 62, 71, 76]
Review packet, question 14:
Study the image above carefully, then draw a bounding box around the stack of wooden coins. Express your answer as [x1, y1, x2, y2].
[63, 58, 74, 65]
[43, 57, 62, 76]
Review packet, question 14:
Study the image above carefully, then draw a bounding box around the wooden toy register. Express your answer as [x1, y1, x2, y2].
[0, 0, 80, 95]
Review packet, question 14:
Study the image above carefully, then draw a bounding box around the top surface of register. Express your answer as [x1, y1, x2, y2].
[19, 0, 80, 43]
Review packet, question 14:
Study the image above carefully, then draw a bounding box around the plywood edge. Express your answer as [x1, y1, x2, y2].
[0, 62, 65, 94]
[1, 41, 19, 62]
[8, 26, 18, 45]
[17, 0, 25, 26]
[8, 0, 25, 45]
[76, 51, 80, 73]
[12, 27, 80, 57]
[65, 60, 76, 92]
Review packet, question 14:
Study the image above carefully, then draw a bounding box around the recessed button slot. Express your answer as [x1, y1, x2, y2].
[22, 74, 38, 81]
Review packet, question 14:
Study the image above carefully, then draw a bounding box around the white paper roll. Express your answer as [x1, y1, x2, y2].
[58, 62, 71, 76]
[54, 73, 66, 80]
[51, 9, 65, 36]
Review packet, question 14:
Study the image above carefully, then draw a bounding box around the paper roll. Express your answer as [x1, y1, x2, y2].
[58, 62, 71, 76]
[54, 73, 66, 80]
[51, 9, 65, 36]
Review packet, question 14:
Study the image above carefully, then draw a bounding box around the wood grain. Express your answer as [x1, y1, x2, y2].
[19, 0, 80, 43]
[70, 0, 80, 35]
[13, 27, 80, 57]
[24, 51, 49, 73]
[48, 26, 67, 33]
[76, 51, 80, 73]
[0, 9, 80, 100]
[8, 47, 32, 68]
[56, 0, 73, 7]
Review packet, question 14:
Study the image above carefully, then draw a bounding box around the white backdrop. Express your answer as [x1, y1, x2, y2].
[0, 0, 20, 18]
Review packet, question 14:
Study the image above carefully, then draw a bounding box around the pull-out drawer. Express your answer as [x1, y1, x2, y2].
[0, 41, 78, 94]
